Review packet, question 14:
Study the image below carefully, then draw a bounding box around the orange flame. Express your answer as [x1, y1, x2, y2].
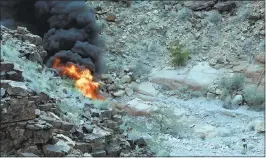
[52, 58, 104, 100]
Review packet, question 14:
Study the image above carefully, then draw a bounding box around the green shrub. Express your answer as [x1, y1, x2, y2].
[243, 85, 265, 108]
[169, 40, 190, 67]
[219, 74, 245, 98]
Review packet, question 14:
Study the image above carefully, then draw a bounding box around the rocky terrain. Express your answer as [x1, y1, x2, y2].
[1, 0, 265, 157]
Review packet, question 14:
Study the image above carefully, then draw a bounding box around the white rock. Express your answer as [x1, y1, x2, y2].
[126, 98, 157, 113]
[56, 134, 75, 147]
[83, 153, 92, 157]
[121, 75, 132, 83]
[194, 124, 218, 138]
[47, 111, 61, 121]
[113, 90, 126, 97]
[101, 74, 112, 80]
[35, 109, 41, 116]
[150, 62, 227, 90]
[137, 82, 159, 97]
[206, 92, 216, 99]
[125, 88, 134, 96]
[248, 120, 265, 133]
[215, 89, 222, 95]
[231, 95, 243, 106]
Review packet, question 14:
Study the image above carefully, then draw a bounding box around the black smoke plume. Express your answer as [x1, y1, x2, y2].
[1, 0, 104, 77]
[35, 0, 104, 76]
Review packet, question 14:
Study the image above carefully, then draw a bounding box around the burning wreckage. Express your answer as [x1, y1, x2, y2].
[7, 0, 106, 99]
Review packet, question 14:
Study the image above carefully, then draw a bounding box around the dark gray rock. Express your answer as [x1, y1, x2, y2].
[6, 70, 23, 81]
[184, 1, 217, 11]
[0, 72, 6, 80]
[0, 62, 14, 72]
[214, 1, 236, 12]
[75, 142, 92, 153]
[105, 142, 121, 156]
[61, 122, 74, 131]
[82, 124, 94, 134]
[1, 98, 36, 123]
[43, 140, 71, 157]
[37, 103, 54, 111]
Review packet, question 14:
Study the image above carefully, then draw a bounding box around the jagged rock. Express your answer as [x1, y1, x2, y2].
[184, 1, 216, 11]
[20, 145, 42, 156]
[17, 26, 29, 34]
[108, 84, 119, 91]
[84, 126, 112, 144]
[0, 97, 36, 123]
[40, 116, 62, 129]
[43, 140, 72, 157]
[75, 142, 92, 153]
[35, 92, 50, 104]
[38, 103, 54, 111]
[55, 134, 75, 147]
[27, 51, 43, 64]
[61, 121, 74, 131]
[100, 110, 112, 120]
[103, 120, 119, 129]
[105, 142, 121, 156]
[213, 1, 236, 12]
[125, 87, 134, 96]
[23, 34, 42, 46]
[82, 124, 94, 134]
[113, 90, 125, 97]
[0, 62, 14, 71]
[121, 75, 132, 83]
[46, 111, 61, 120]
[1, 80, 31, 96]
[24, 120, 53, 144]
[128, 136, 147, 148]
[6, 70, 23, 81]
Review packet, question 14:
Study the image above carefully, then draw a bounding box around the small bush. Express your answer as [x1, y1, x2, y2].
[169, 40, 190, 67]
[243, 85, 265, 108]
[219, 74, 245, 97]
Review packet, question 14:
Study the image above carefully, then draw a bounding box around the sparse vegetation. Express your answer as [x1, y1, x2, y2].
[169, 40, 190, 67]
[219, 74, 245, 100]
[120, 104, 191, 156]
[243, 85, 265, 108]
